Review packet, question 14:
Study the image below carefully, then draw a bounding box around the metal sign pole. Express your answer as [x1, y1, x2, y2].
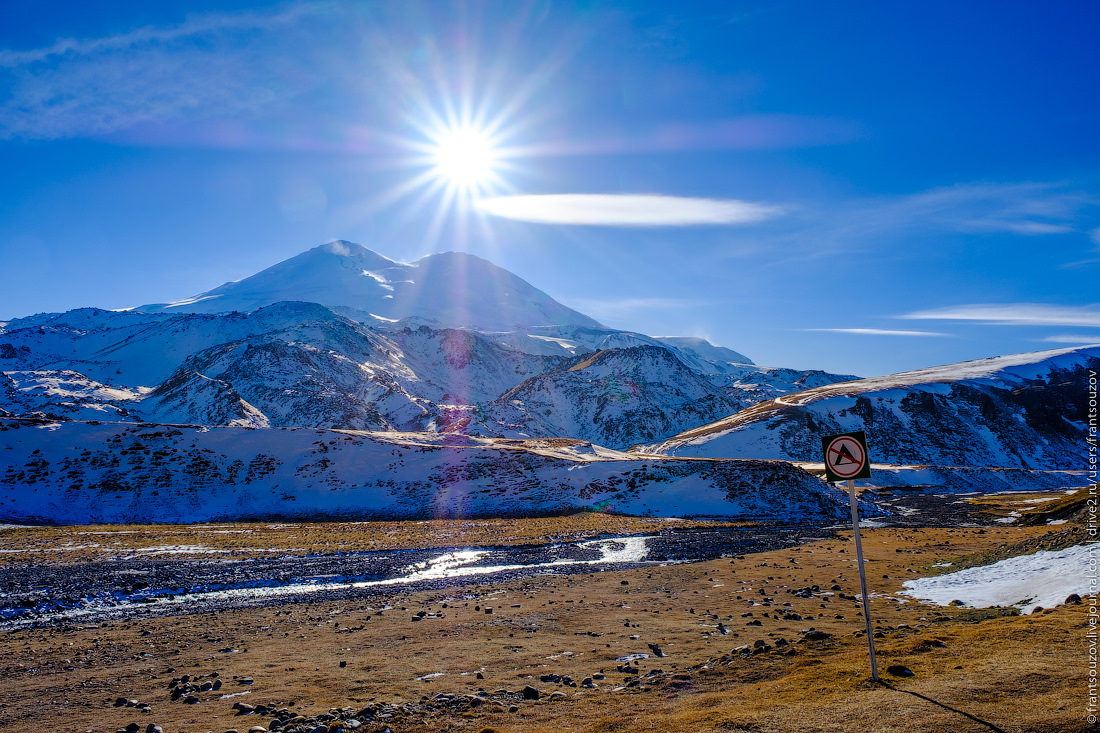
[847, 478, 879, 681]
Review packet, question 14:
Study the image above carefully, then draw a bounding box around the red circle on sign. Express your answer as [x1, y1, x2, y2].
[825, 436, 867, 479]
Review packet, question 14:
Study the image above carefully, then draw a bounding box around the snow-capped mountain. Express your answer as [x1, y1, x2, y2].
[137, 241, 602, 331]
[0, 300, 844, 446]
[647, 345, 1100, 476]
[2, 239, 1093, 521]
[0, 242, 854, 448]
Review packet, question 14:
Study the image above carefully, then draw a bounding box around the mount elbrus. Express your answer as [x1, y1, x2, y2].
[1, 241, 1095, 522]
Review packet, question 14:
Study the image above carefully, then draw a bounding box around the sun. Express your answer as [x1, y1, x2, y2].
[431, 126, 497, 188]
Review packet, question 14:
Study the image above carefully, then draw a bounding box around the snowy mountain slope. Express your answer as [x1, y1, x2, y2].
[0, 370, 146, 421]
[654, 336, 753, 366]
[137, 241, 602, 331]
[482, 345, 745, 449]
[1, 289, 850, 445]
[0, 418, 863, 524]
[141, 370, 271, 428]
[647, 345, 1100, 473]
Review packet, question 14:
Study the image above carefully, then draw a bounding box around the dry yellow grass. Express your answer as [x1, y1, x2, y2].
[0, 514, 730, 566]
[0, 520, 1091, 733]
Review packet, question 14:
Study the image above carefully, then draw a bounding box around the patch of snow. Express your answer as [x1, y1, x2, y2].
[901, 543, 1094, 613]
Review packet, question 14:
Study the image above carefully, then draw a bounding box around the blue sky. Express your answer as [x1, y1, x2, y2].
[1, 0, 1098, 376]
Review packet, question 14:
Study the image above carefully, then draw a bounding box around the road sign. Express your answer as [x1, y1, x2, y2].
[820, 430, 871, 482]
[820, 429, 878, 681]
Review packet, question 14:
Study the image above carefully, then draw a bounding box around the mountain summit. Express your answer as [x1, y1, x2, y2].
[138, 240, 602, 331]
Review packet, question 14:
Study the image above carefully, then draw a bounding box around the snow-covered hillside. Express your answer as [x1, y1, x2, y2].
[485, 346, 745, 448]
[0, 418, 862, 524]
[648, 346, 1100, 476]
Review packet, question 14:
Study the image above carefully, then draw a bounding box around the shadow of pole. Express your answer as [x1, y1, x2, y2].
[878, 681, 1008, 733]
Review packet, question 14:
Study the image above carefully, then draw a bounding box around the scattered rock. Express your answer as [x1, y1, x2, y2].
[521, 686, 540, 700]
[886, 665, 914, 677]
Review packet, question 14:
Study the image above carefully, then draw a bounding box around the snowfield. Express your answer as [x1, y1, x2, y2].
[900, 543, 1095, 613]
[0, 418, 869, 524]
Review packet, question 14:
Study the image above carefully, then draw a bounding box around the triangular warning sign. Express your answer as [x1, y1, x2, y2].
[833, 445, 858, 466]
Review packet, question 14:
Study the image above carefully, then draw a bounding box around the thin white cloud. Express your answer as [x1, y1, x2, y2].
[899, 303, 1100, 327]
[0, 5, 330, 140]
[476, 194, 782, 227]
[1037, 334, 1100, 344]
[836, 182, 1093, 241]
[0, 7, 315, 67]
[806, 328, 948, 337]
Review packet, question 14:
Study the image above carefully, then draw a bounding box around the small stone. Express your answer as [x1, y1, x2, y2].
[239, 677, 254, 685]
[1066, 593, 1083, 604]
[549, 691, 566, 700]
[339, 661, 347, 668]
[248, 726, 269, 732]
[145, 725, 163, 733]
[521, 686, 540, 700]
[620, 580, 629, 585]
[886, 664, 914, 677]
[182, 695, 199, 704]
[475, 671, 484, 679]
[508, 705, 519, 713]
[802, 630, 831, 641]
[234, 702, 256, 714]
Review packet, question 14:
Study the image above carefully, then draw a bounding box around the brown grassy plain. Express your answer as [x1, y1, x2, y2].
[0, 502, 1092, 733]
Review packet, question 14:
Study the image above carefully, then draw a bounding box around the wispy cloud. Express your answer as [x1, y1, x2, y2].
[833, 182, 1094, 241]
[1037, 334, 1100, 344]
[806, 328, 948, 337]
[899, 303, 1100, 327]
[0, 5, 329, 139]
[476, 194, 782, 227]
